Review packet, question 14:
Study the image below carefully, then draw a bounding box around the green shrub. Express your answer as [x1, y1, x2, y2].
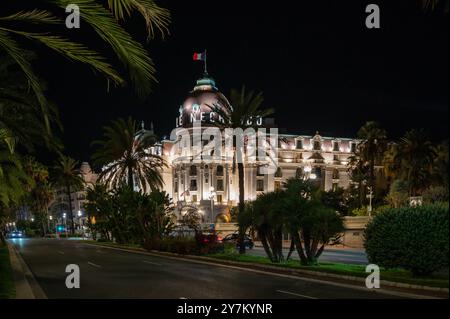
[364, 203, 449, 276]
[143, 237, 225, 255]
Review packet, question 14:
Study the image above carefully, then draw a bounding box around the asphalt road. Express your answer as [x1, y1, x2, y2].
[9, 238, 402, 299]
[248, 246, 368, 265]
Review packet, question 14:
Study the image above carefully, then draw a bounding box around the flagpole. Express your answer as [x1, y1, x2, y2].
[204, 49, 207, 75]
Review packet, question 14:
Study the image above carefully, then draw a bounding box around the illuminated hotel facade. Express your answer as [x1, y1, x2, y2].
[149, 74, 360, 223]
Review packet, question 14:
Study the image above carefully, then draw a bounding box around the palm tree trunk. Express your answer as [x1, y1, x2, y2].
[237, 161, 246, 254]
[128, 165, 134, 190]
[66, 184, 75, 234]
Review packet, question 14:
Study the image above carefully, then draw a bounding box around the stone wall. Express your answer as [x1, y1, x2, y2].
[215, 216, 371, 249]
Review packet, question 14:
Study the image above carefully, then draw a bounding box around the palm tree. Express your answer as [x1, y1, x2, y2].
[356, 121, 387, 189]
[0, 1, 170, 135]
[52, 155, 85, 234]
[23, 157, 54, 235]
[396, 129, 436, 196]
[92, 117, 165, 192]
[431, 141, 449, 191]
[209, 86, 274, 254]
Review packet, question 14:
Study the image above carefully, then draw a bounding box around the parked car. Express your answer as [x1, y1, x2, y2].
[196, 232, 221, 244]
[7, 230, 24, 238]
[222, 233, 254, 249]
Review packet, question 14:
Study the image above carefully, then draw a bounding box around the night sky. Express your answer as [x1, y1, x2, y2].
[13, 0, 449, 162]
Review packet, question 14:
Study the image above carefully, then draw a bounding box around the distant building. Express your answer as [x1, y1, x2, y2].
[48, 162, 97, 229]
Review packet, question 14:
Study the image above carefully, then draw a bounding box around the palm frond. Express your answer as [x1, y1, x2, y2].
[57, 0, 158, 97]
[1, 28, 124, 87]
[107, 0, 171, 40]
[0, 9, 61, 24]
[0, 29, 51, 135]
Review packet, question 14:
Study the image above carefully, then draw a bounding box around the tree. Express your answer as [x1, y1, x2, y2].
[92, 117, 165, 192]
[319, 187, 349, 216]
[23, 157, 54, 235]
[396, 129, 436, 196]
[247, 191, 286, 262]
[431, 141, 449, 191]
[386, 179, 409, 208]
[209, 86, 274, 254]
[0, 1, 170, 134]
[356, 121, 387, 190]
[52, 155, 85, 234]
[282, 178, 343, 265]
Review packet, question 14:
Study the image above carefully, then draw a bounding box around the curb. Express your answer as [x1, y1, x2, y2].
[83, 242, 448, 298]
[7, 243, 47, 299]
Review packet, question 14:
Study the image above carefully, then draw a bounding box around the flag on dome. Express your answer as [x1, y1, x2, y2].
[193, 51, 206, 61]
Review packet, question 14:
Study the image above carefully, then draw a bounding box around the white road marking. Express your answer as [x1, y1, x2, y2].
[142, 260, 162, 266]
[179, 297, 188, 299]
[276, 289, 317, 299]
[57, 251, 65, 255]
[87, 261, 102, 268]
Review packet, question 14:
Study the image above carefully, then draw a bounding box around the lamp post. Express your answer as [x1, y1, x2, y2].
[367, 186, 374, 217]
[208, 187, 216, 228]
[48, 215, 53, 234]
[63, 213, 67, 238]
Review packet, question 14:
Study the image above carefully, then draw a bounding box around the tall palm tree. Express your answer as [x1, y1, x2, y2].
[23, 157, 54, 235]
[92, 117, 165, 192]
[209, 86, 274, 254]
[396, 129, 436, 196]
[0, 0, 170, 135]
[356, 121, 387, 189]
[431, 141, 449, 191]
[52, 155, 85, 234]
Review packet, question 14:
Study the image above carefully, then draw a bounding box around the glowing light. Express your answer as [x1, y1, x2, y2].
[310, 173, 317, 180]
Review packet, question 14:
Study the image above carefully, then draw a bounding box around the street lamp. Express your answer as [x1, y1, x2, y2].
[367, 186, 374, 217]
[208, 187, 216, 227]
[48, 215, 53, 235]
[62, 213, 68, 238]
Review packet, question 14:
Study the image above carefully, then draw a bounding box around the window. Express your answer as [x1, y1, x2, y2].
[189, 165, 197, 176]
[296, 167, 303, 179]
[296, 139, 303, 149]
[274, 167, 283, 178]
[257, 166, 264, 176]
[274, 181, 282, 191]
[174, 181, 178, 193]
[333, 141, 340, 152]
[350, 142, 357, 153]
[333, 155, 339, 163]
[332, 169, 340, 180]
[192, 195, 198, 203]
[190, 179, 197, 191]
[256, 179, 264, 192]
[216, 194, 223, 203]
[216, 179, 224, 191]
[314, 167, 322, 179]
[216, 165, 224, 176]
[313, 140, 321, 151]
[332, 183, 339, 191]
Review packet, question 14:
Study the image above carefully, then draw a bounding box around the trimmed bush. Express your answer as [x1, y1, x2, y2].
[364, 203, 449, 276]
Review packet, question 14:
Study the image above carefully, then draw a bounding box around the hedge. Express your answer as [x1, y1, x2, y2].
[364, 203, 449, 276]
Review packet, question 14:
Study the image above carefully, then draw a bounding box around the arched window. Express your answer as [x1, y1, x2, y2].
[275, 167, 283, 178]
[313, 167, 322, 179]
[332, 169, 340, 180]
[189, 165, 197, 176]
[296, 167, 303, 179]
[216, 165, 224, 176]
[313, 140, 321, 151]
